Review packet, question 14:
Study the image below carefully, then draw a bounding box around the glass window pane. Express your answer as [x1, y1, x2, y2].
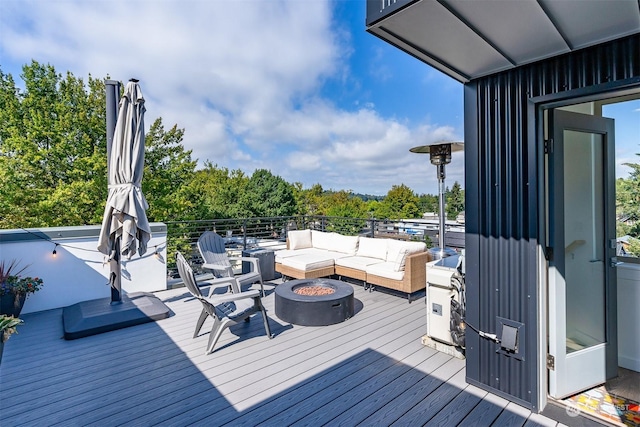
[563, 130, 606, 353]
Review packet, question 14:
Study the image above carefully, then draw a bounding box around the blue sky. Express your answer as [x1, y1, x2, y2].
[1, 0, 637, 196]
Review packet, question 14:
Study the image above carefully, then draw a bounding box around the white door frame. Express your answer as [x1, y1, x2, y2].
[535, 97, 628, 409]
[531, 80, 640, 412]
[548, 108, 617, 399]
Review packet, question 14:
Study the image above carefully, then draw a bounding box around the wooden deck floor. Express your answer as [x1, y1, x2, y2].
[0, 280, 583, 426]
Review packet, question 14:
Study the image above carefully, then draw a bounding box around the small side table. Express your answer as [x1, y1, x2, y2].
[242, 248, 276, 281]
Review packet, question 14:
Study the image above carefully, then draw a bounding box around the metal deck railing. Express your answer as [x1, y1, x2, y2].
[165, 215, 464, 275]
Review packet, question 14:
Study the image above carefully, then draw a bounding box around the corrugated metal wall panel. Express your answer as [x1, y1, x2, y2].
[465, 34, 639, 409]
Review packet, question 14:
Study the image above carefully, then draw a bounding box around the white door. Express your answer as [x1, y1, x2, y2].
[548, 109, 618, 399]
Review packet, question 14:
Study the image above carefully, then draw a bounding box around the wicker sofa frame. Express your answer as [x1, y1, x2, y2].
[275, 240, 431, 301]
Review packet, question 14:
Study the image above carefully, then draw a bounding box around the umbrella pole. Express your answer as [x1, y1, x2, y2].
[105, 80, 123, 305]
[105, 79, 121, 168]
[110, 237, 123, 304]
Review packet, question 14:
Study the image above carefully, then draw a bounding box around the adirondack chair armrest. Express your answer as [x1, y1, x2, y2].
[202, 263, 230, 272]
[210, 289, 261, 304]
[199, 276, 238, 297]
[228, 256, 259, 264]
[228, 256, 260, 272]
[200, 276, 236, 287]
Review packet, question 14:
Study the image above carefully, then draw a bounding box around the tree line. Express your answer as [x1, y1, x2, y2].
[617, 164, 640, 255]
[0, 61, 465, 230]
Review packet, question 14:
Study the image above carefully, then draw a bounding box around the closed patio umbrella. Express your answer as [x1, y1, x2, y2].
[97, 79, 151, 303]
[63, 79, 168, 340]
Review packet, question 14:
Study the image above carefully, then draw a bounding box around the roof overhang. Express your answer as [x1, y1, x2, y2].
[366, 0, 640, 83]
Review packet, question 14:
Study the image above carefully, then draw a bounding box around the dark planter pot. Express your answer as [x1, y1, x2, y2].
[0, 293, 26, 318]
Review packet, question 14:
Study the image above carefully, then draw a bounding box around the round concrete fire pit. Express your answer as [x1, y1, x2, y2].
[275, 279, 354, 326]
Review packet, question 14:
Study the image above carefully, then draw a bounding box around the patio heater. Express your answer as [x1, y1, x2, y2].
[410, 141, 463, 259]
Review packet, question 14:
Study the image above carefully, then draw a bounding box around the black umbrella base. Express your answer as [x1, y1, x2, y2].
[62, 292, 171, 340]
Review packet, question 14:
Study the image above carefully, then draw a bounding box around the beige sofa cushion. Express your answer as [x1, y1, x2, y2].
[386, 240, 427, 271]
[288, 229, 312, 250]
[366, 261, 405, 281]
[311, 230, 333, 251]
[356, 237, 387, 260]
[281, 253, 335, 271]
[327, 233, 359, 255]
[275, 247, 322, 263]
[335, 256, 384, 269]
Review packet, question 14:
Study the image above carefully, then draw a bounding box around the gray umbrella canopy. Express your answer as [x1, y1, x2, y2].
[61, 79, 169, 333]
[98, 81, 151, 262]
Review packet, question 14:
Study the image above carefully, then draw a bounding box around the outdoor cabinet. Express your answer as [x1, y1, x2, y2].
[242, 248, 276, 281]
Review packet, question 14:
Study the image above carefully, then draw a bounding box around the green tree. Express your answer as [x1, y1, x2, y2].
[238, 169, 296, 217]
[616, 177, 634, 237]
[0, 62, 107, 227]
[617, 157, 640, 240]
[626, 237, 640, 256]
[418, 193, 438, 215]
[0, 61, 201, 229]
[291, 182, 305, 215]
[292, 183, 325, 215]
[324, 190, 368, 218]
[142, 119, 197, 222]
[183, 163, 248, 219]
[365, 199, 380, 217]
[445, 181, 464, 220]
[375, 184, 421, 219]
[320, 190, 368, 234]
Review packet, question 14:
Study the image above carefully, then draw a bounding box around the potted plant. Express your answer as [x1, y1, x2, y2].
[0, 260, 44, 317]
[0, 315, 23, 365]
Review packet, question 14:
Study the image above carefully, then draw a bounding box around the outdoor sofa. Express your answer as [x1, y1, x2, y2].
[274, 229, 431, 301]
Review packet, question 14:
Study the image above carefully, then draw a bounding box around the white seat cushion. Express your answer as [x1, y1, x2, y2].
[366, 261, 404, 281]
[335, 256, 384, 269]
[275, 247, 321, 263]
[281, 253, 335, 271]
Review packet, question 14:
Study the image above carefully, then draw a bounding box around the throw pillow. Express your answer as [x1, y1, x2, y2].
[288, 229, 312, 250]
[357, 237, 388, 260]
[311, 230, 333, 251]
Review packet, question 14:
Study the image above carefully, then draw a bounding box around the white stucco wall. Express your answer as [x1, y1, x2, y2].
[0, 224, 167, 314]
[617, 262, 640, 372]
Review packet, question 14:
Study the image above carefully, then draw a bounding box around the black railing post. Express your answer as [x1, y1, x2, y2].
[242, 219, 247, 249]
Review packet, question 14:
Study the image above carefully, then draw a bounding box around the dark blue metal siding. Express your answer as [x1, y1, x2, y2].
[464, 34, 639, 409]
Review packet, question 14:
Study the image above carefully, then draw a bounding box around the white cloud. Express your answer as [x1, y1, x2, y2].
[1, 0, 463, 196]
[616, 153, 638, 179]
[274, 103, 462, 194]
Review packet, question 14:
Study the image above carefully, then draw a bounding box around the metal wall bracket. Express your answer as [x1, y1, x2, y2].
[546, 354, 555, 371]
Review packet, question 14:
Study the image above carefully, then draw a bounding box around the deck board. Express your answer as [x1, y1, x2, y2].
[0, 280, 566, 426]
[359, 357, 462, 426]
[460, 390, 510, 426]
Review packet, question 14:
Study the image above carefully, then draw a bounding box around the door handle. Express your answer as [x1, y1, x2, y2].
[610, 257, 623, 268]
